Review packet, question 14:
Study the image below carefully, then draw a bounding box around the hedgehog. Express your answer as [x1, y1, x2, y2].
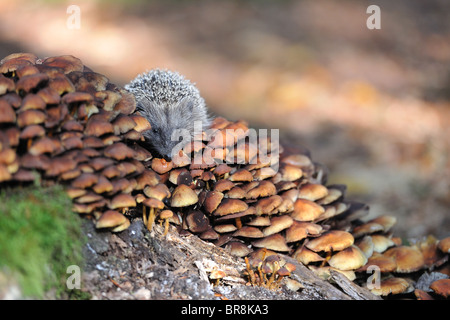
[125, 69, 212, 160]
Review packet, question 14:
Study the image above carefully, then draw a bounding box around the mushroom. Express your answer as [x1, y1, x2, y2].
[159, 209, 173, 236]
[429, 279, 450, 298]
[305, 230, 354, 253]
[327, 245, 368, 271]
[369, 277, 411, 296]
[384, 246, 425, 273]
[252, 234, 290, 252]
[209, 270, 226, 286]
[262, 215, 293, 237]
[438, 237, 450, 254]
[290, 199, 325, 222]
[142, 197, 164, 231]
[95, 210, 129, 232]
[170, 184, 199, 208]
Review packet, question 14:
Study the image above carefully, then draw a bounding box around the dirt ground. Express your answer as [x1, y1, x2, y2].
[0, 1, 448, 240]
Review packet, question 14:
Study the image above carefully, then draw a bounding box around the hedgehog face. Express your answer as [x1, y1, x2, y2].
[138, 97, 200, 161]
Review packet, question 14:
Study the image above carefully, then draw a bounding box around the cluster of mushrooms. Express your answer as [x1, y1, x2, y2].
[0, 53, 448, 299]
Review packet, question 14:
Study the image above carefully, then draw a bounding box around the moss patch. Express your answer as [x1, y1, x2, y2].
[0, 185, 85, 298]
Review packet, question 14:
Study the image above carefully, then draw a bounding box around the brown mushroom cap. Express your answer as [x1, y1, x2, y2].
[233, 226, 264, 238]
[151, 158, 174, 174]
[286, 221, 322, 243]
[291, 199, 325, 222]
[229, 168, 253, 182]
[103, 142, 135, 160]
[246, 216, 271, 227]
[306, 230, 354, 252]
[357, 252, 397, 273]
[109, 193, 136, 210]
[369, 277, 411, 296]
[143, 183, 171, 201]
[214, 224, 238, 233]
[245, 180, 277, 200]
[328, 245, 368, 271]
[252, 234, 290, 252]
[438, 237, 450, 254]
[255, 195, 282, 215]
[293, 246, 325, 265]
[214, 198, 248, 216]
[430, 279, 450, 298]
[142, 197, 165, 210]
[263, 215, 293, 237]
[170, 184, 199, 207]
[352, 222, 385, 238]
[204, 191, 224, 214]
[95, 210, 128, 229]
[186, 210, 210, 233]
[17, 109, 46, 128]
[225, 241, 253, 257]
[384, 246, 425, 273]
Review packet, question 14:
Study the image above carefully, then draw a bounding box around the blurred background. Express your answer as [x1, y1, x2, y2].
[0, 0, 448, 239]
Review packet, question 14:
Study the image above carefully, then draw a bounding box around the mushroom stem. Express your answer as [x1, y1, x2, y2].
[321, 250, 333, 267]
[245, 257, 256, 286]
[147, 208, 155, 231]
[143, 205, 147, 226]
[27, 138, 32, 150]
[164, 218, 169, 236]
[235, 217, 242, 229]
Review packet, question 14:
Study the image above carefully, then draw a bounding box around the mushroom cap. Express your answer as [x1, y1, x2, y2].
[305, 230, 354, 252]
[214, 224, 237, 233]
[229, 168, 253, 182]
[103, 142, 135, 160]
[438, 237, 450, 254]
[384, 246, 425, 273]
[430, 279, 450, 298]
[96, 210, 128, 229]
[286, 221, 322, 243]
[357, 252, 397, 273]
[225, 241, 252, 257]
[151, 158, 174, 174]
[291, 199, 325, 222]
[352, 222, 385, 238]
[143, 197, 164, 210]
[328, 245, 368, 271]
[213, 198, 248, 216]
[297, 183, 328, 201]
[84, 118, 114, 137]
[293, 246, 325, 265]
[246, 216, 271, 227]
[263, 215, 293, 237]
[233, 226, 264, 238]
[143, 183, 171, 201]
[109, 193, 136, 210]
[371, 235, 396, 253]
[159, 209, 173, 220]
[252, 234, 290, 252]
[370, 215, 397, 232]
[245, 180, 277, 200]
[186, 210, 210, 233]
[72, 172, 99, 189]
[170, 184, 199, 207]
[203, 191, 224, 214]
[209, 270, 226, 280]
[370, 277, 411, 296]
[255, 195, 282, 215]
[0, 100, 17, 123]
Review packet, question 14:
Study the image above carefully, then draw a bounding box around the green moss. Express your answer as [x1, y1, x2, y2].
[0, 185, 86, 298]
